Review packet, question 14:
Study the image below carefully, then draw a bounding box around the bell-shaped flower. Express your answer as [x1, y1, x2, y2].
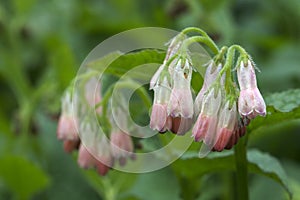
[213, 101, 238, 152]
[150, 77, 172, 132]
[237, 60, 266, 119]
[77, 141, 113, 176]
[192, 88, 222, 157]
[77, 144, 96, 169]
[57, 92, 80, 153]
[238, 88, 266, 119]
[110, 129, 134, 166]
[57, 114, 78, 141]
[168, 59, 194, 118]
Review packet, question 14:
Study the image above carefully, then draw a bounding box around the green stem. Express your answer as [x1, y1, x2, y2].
[182, 27, 208, 36]
[102, 178, 117, 200]
[219, 44, 248, 77]
[216, 44, 249, 99]
[234, 136, 249, 200]
[230, 45, 248, 59]
[219, 46, 235, 77]
[215, 46, 235, 97]
[182, 36, 219, 56]
[215, 46, 228, 63]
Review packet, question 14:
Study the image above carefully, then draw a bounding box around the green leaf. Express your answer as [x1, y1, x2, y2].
[247, 149, 292, 199]
[87, 51, 123, 73]
[173, 149, 292, 198]
[173, 151, 235, 178]
[265, 89, 300, 112]
[248, 89, 300, 133]
[0, 155, 50, 200]
[88, 49, 165, 80]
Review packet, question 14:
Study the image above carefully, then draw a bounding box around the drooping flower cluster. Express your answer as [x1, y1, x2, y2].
[57, 77, 135, 176]
[57, 27, 267, 167]
[149, 32, 266, 157]
[150, 34, 194, 135]
[191, 60, 251, 157]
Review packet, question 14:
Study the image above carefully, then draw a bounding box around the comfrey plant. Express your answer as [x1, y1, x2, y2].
[57, 27, 266, 173]
[149, 27, 266, 157]
[55, 27, 298, 200]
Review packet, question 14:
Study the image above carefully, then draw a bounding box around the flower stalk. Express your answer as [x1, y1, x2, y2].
[234, 136, 249, 200]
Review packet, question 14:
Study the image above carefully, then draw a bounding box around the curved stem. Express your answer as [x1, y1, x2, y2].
[234, 136, 249, 200]
[182, 27, 208, 37]
[220, 45, 248, 76]
[219, 46, 236, 77]
[230, 45, 248, 58]
[229, 45, 249, 64]
[182, 36, 219, 55]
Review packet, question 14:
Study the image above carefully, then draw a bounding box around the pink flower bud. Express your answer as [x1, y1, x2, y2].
[192, 114, 212, 142]
[150, 104, 172, 132]
[150, 77, 172, 132]
[224, 130, 239, 150]
[77, 144, 96, 169]
[237, 60, 266, 119]
[170, 117, 193, 135]
[213, 128, 233, 152]
[192, 89, 222, 156]
[57, 92, 80, 153]
[95, 156, 113, 176]
[168, 59, 193, 118]
[110, 130, 134, 166]
[57, 114, 79, 141]
[213, 101, 238, 151]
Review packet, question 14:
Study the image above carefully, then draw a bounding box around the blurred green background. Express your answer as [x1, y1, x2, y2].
[0, 0, 299, 199]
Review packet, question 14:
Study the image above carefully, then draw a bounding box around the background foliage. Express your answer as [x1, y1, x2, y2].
[0, 0, 299, 199]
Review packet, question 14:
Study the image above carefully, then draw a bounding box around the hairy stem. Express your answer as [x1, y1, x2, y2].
[182, 36, 219, 56]
[182, 27, 208, 37]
